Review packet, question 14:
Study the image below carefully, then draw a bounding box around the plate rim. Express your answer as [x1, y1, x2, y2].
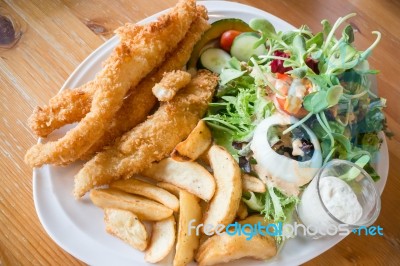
[32, 1, 389, 265]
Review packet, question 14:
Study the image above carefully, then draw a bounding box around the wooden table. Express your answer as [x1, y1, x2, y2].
[1, 0, 399, 264]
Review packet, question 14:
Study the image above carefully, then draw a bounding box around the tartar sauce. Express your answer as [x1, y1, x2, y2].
[297, 175, 362, 234]
[320, 176, 362, 224]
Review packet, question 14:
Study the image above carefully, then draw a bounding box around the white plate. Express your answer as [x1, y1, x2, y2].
[33, 1, 389, 265]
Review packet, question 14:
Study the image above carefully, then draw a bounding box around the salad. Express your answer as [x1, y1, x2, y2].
[189, 14, 391, 241]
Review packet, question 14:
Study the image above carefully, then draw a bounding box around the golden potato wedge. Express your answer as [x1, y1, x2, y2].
[156, 182, 181, 198]
[242, 174, 266, 193]
[156, 182, 181, 222]
[110, 178, 179, 212]
[104, 208, 148, 251]
[199, 234, 210, 247]
[142, 158, 215, 201]
[202, 145, 242, 232]
[171, 120, 212, 162]
[145, 216, 176, 263]
[196, 149, 211, 167]
[238, 215, 270, 227]
[195, 231, 277, 266]
[174, 190, 202, 266]
[236, 201, 248, 220]
[90, 188, 173, 221]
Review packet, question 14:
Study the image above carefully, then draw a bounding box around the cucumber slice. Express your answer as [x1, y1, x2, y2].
[230, 32, 267, 62]
[187, 18, 253, 70]
[200, 48, 231, 74]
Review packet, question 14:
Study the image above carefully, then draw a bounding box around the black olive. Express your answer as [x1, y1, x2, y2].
[239, 156, 251, 173]
[232, 141, 243, 150]
[292, 127, 305, 139]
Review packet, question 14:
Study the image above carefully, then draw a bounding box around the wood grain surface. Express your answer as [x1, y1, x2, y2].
[0, 0, 399, 265]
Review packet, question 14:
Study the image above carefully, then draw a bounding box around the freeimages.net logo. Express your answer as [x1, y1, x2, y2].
[188, 219, 384, 240]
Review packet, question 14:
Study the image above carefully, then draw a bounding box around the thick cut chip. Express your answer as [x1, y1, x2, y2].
[242, 174, 267, 193]
[104, 208, 148, 251]
[110, 178, 179, 212]
[156, 182, 181, 198]
[142, 158, 215, 201]
[236, 201, 248, 220]
[174, 190, 202, 266]
[202, 145, 242, 232]
[90, 188, 173, 221]
[237, 215, 271, 227]
[171, 120, 212, 162]
[195, 231, 277, 266]
[145, 216, 176, 263]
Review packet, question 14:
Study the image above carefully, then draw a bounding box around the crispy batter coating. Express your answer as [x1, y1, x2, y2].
[28, 5, 209, 155]
[28, 82, 93, 137]
[80, 11, 210, 159]
[152, 70, 192, 102]
[74, 70, 218, 198]
[29, 5, 208, 139]
[24, 0, 197, 167]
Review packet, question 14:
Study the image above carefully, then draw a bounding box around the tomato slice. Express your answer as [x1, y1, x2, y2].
[220, 30, 241, 52]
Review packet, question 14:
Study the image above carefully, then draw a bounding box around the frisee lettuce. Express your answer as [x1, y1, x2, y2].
[204, 70, 275, 158]
[262, 186, 299, 223]
[242, 187, 299, 243]
[242, 188, 299, 224]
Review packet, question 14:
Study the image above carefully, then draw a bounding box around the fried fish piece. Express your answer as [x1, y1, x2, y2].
[28, 82, 93, 137]
[25, 0, 197, 167]
[74, 70, 218, 198]
[28, 4, 208, 139]
[80, 10, 210, 159]
[152, 70, 192, 102]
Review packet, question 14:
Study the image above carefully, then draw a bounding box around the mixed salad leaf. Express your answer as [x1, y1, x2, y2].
[204, 61, 275, 158]
[242, 188, 298, 224]
[198, 14, 390, 237]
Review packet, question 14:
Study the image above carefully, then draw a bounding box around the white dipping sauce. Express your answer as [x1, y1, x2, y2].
[298, 176, 363, 234]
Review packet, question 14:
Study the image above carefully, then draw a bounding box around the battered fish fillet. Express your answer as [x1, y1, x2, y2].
[28, 5, 208, 140]
[74, 70, 218, 198]
[80, 9, 210, 159]
[152, 70, 192, 102]
[28, 82, 93, 137]
[24, 0, 197, 167]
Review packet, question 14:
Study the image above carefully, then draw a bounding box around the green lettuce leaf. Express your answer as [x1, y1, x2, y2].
[242, 186, 299, 224]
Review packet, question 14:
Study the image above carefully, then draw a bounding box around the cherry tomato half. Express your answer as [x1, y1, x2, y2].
[220, 30, 241, 52]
